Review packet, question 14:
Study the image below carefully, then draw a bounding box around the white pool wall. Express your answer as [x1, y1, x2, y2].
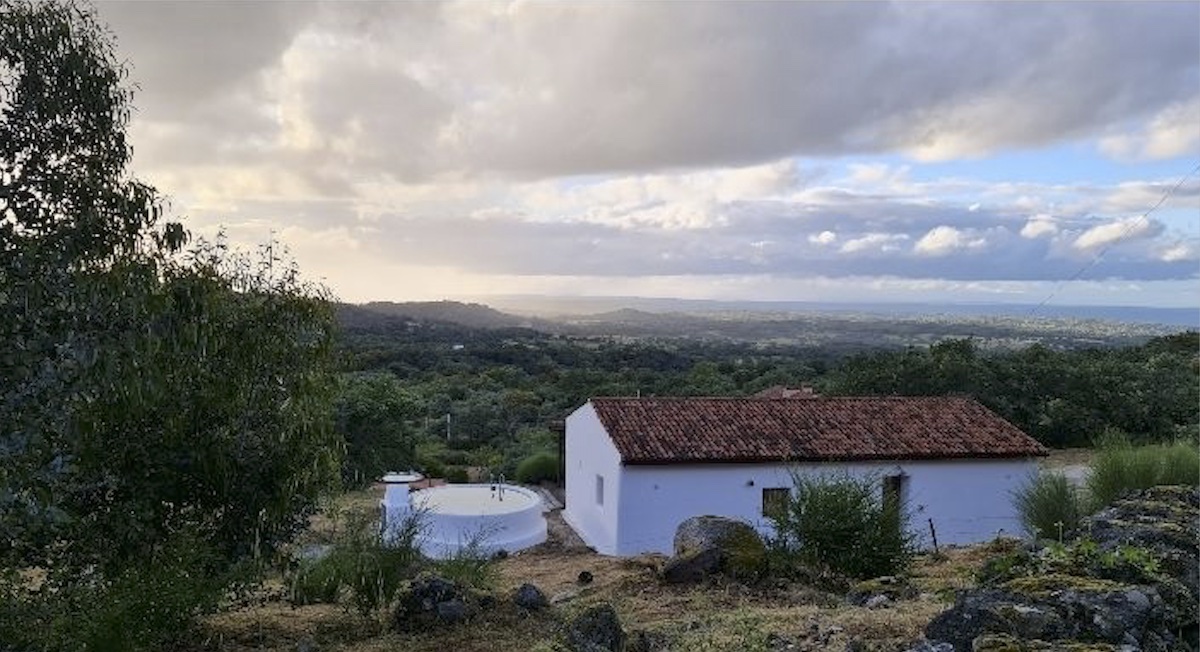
[383, 483, 548, 559]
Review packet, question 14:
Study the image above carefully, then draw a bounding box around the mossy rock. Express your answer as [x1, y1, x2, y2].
[971, 634, 1125, 652]
[1001, 573, 1126, 598]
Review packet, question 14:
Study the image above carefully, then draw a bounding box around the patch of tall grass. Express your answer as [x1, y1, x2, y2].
[1013, 471, 1082, 542]
[1086, 440, 1200, 509]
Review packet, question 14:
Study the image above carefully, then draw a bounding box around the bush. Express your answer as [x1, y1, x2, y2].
[433, 531, 499, 591]
[289, 510, 424, 616]
[445, 466, 470, 484]
[1087, 441, 1200, 508]
[1013, 471, 1083, 541]
[766, 471, 917, 579]
[515, 452, 560, 484]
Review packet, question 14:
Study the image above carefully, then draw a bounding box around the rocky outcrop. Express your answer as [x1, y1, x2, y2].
[662, 515, 767, 583]
[922, 486, 1199, 652]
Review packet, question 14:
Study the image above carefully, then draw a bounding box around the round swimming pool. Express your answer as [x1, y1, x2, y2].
[407, 484, 547, 559]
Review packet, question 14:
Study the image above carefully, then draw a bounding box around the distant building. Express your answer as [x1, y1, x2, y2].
[562, 395, 1046, 556]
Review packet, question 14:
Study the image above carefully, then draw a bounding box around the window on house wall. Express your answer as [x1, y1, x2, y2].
[762, 487, 789, 519]
[595, 474, 604, 507]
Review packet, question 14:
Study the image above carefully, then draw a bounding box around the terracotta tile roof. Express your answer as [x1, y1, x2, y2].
[588, 396, 1047, 464]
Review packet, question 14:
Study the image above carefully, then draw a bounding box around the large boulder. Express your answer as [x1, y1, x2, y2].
[664, 515, 767, 583]
[565, 603, 626, 652]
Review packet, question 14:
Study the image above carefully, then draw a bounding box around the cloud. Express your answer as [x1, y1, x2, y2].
[1020, 216, 1059, 239]
[808, 231, 837, 245]
[1100, 96, 1200, 161]
[1073, 217, 1163, 251]
[839, 233, 910, 254]
[96, 1, 1200, 182]
[914, 226, 986, 256]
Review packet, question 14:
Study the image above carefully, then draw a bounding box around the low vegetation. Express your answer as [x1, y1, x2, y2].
[1013, 471, 1083, 542]
[1086, 439, 1200, 509]
[1015, 439, 1199, 542]
[767, 472, 917, 580]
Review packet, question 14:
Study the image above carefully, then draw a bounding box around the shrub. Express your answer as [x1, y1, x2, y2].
[1013, 471, 1083, 541]
[767, 471, 917, 579]
[445, 466, 470, 484]
[1087, 441, 1200, 508]
[515, 452, 560, 484]
[289, 510, 424, 616]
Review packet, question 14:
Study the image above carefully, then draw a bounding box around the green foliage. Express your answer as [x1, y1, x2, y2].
[515, 451, 560, 484]
[1086, 441, 1200, 508]
[977, 537, 1165, 589]
[445, 466, 470, 483]
[1013, 471, 1083, 541]
[766, 471, 917, 580]
[823, 336, 1200, 447]
[336, 372, 422, 488]
[1, 1, 340, 646]
[1, 529, 233, 651]
[289, 509, 424, 616]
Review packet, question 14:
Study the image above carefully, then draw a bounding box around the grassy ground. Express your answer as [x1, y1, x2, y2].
[188, 487, 1003, 652]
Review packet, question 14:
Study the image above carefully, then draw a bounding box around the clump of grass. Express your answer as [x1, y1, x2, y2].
[289, 509, 425, 616]
[1013, 471, 1082, 542]
[1087, 441, 1200, 509]
[433, 528, 500, 590]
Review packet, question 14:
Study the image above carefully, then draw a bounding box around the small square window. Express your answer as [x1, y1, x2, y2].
[595, 474, 605, 506]
[762, 487, 789, 519]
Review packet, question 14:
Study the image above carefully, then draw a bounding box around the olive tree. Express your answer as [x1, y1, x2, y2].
[1, 1, 341, 646]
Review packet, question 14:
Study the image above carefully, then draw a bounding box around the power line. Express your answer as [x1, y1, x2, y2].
[1028, 161, 1200, 318]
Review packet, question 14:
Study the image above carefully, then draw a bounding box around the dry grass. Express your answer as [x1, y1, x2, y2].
[186, 487, 1003, 651]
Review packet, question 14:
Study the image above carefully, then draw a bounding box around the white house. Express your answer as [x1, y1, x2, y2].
[562, 395, 1047, 556]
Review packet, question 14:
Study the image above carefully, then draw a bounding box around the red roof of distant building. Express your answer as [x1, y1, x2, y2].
[588, 396, 1047, 465]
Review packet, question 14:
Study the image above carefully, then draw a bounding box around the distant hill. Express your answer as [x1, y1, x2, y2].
[352, 301, 542, 330]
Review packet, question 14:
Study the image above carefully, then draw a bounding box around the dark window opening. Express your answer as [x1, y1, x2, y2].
[762, 487, 789, 519]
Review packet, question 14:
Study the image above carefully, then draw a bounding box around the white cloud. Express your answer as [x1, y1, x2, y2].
[839, 233, 910, 254]
[1100, 96, 1200, 161]
[1073, 217, 1163, 250]
[808, 231, 837, 245]
[914, 226, 986, 256]
[1160, 243, 1198, 262]
[1020, 216, 1060, 239]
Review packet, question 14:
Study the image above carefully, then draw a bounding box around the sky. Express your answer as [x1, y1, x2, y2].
[93, 1, 1200, 309]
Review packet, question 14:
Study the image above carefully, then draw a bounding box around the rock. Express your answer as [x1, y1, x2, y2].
[436, 598, 469, 623]
[513, 582, 548, 610]
[864, 594, 891, 609]
[296, 637, 319, 652]
[578, 570, 594, 584]
[904, 640, 954, 652]
[924, 486, 1199, 652]
[565, 602, 626, 652]
[392, 574, 478, 631]
[661, 547, 724, 584]
[665, 515, 767, 582]
[848, 576, 919, 605]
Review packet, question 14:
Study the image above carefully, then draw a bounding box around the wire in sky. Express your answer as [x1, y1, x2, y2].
[1028, 161, 1200, 318]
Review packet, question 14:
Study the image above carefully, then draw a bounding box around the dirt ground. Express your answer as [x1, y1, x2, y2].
[189, 486, 1004, 652]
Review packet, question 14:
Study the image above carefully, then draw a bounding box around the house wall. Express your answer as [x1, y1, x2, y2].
[561, 403, 624, 555]
[611, 458, 1037, 556]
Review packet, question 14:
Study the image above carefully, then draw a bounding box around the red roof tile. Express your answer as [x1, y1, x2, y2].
[588, 396, 1047, 464]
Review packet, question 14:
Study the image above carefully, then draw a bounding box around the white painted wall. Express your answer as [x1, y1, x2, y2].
[611, 458, 1037, 556]
[561, 403, 624, 555]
